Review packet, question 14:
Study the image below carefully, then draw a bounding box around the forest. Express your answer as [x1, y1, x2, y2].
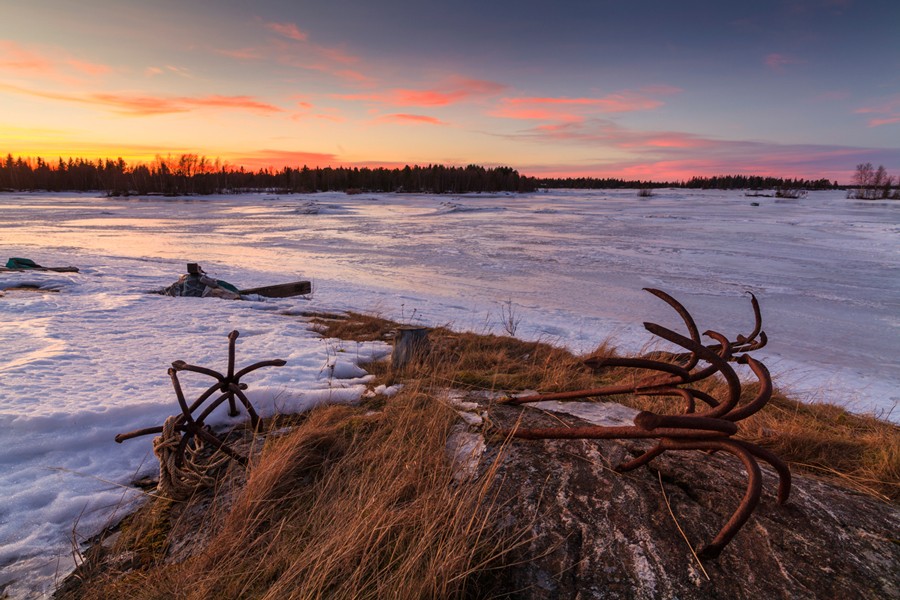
[0, 153, 866, 195]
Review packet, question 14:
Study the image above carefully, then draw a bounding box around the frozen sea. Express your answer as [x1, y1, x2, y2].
[1, 188, 898, 597]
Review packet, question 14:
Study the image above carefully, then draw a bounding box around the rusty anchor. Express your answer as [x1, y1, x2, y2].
[495, 288, 791, 559]
[115, 330, 286, 469]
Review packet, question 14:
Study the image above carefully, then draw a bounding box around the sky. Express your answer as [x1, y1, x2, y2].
[1, 0, 899, 182]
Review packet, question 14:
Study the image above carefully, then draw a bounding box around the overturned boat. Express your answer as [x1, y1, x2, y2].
[157, 263, 311, 299]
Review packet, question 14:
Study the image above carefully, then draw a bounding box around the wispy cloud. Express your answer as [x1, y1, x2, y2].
[253, 20, 369, 85]
[492, 87, 681, 123]
[64, 58, 111, 76]
[143, 65, 193, 79]
[0, 41, 112, 84]
[376, 113, 446, 125]
[335, 78, 507, 107]
[1, 83, 283, 116]
[265, 22, 308, 42]
[764, 53, 805, 71]
[854, 95, 900, 127]
[288, 100, 346, 123]
[214, 46, 266, 61]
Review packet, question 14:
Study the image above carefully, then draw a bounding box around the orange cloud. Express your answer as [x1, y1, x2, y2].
[643, 135, 711, 149]
[0, 40, 54, 74]
[265, 22, 308, 42]
[88, 92, 282, 115]
[1, 83, 283, 116]
[0, 41, 112, 83]
[64, 58, 111, 76]
[376, 113, 446, 125]
[335, 78, 506, 107]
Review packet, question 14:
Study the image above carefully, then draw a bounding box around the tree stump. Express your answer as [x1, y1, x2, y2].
[391, 326, 431, 371]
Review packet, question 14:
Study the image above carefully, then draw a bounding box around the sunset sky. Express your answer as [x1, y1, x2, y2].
[1, 0, 898, 182]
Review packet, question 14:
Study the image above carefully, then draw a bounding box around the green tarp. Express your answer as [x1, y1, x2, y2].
[5, 258, 42, 269]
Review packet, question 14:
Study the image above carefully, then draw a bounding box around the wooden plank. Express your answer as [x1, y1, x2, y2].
[239, 281, 311, 298]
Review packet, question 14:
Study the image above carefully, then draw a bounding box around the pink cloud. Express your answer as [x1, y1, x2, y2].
[316, 46, 359, 65]
[867, 117, 900, 127]
[764, 53, 804, 71]
[267, 36, 370, 85]
[854, 95, 900, 127]
[265, 22, 308, 42]
[335, 78, 506, 107]
[493, 88, 678, 123]
[377, 113, 446, 125]
[331, 69, 373, 84]
[180, 95, 281, 113]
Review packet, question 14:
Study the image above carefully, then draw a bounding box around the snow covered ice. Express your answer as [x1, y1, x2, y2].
[1, 188, 898, 597]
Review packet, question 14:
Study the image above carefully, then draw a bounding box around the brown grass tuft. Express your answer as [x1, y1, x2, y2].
[69, 388, 512, 599]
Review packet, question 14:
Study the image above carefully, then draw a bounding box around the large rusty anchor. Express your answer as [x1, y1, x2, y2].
[497, 288, 790, 559]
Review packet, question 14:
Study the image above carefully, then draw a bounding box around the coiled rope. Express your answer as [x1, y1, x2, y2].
[152, 416, 231, 500]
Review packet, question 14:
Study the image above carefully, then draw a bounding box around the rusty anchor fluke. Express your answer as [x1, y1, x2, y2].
[495, 288, 790, 559]
[116, 330, 286, 469]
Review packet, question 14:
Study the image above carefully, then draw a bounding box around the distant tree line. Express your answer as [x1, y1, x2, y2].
[1, 153, 890, 196]
[477, 174, 838, 191]
[681, 175, 837, 190]
[0, 154, 536, 195]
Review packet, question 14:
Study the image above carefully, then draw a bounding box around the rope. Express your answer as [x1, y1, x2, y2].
[152, 416, 232, 500]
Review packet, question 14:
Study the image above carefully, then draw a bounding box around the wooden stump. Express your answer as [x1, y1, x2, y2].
[391, 326, 431, 371]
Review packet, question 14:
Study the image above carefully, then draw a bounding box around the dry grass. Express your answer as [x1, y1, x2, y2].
[424, 329, 606, 393]
[67, 386, 514, 599]
[306, 311, 397, 342]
